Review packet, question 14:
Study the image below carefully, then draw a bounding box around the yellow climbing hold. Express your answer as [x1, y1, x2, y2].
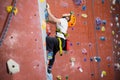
[40, 0, 44, 2]
[41, 20, 46, 30]
[101, 71, 107, 78]
[101, 26, 105, 32]
[56, 75, 62, 80]
[112, 31, 115, 35]
[6, 5, 18, 15]
[6, 6, 12, 13]
[81, 14, 88, 18]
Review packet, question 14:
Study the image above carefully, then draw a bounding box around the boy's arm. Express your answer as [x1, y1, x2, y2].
[47, 4, 61, 24]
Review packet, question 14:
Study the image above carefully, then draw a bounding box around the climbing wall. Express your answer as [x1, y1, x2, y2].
[0, 0, 47, 80]
[47, 0, 120, 80]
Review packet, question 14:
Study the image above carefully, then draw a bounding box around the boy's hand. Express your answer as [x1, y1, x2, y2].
[46, 3, 50, 9]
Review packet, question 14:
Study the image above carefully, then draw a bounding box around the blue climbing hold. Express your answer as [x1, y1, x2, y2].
[100, 36, 106, 41]
[96, 26, 101, 30]
[102, 20, 106, 25]
[82, 5, 86, 11]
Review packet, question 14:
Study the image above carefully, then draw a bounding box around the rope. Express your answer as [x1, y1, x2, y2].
[0, 0, 17, 47]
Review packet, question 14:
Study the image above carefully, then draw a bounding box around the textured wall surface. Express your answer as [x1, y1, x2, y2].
[0, 0, 46, 80]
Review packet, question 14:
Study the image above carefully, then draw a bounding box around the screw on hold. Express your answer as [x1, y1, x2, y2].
[96, 26, 101, 30]
[91, 73, 94, 76]
[65, 75, 69, 80]
[73, 0, 82, 6]
[94, 56, 101, 62]
[56, 75, 62, 80]
[102, 0, 104, 4]
[88, 43, 92, 47]
[81, 48, 87, 55]
[90, 57, 94, 62]
[102, 20, 106, 25]
[101, 26, 105, 32]
[82, 5, 86, 11]
[101, 71, 107, 78]
[77, 66, 83, 72]
[100, 36, 106, 41]
[96, 17, 101, 25]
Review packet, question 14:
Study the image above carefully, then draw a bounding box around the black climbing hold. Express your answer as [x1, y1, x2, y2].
[90, 57, 94, 61]
[96, 26, 101, 30]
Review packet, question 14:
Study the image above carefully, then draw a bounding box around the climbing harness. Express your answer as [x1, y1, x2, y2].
[56, 28, 70, 56]
[0, 0, 17, 47]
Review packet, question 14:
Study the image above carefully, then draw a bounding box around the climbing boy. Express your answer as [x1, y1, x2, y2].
[46, 3, 76, 73]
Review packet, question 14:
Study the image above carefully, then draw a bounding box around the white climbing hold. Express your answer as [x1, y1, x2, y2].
[7, 59, 20, 74]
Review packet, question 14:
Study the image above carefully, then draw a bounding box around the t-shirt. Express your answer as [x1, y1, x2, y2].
[56, 18, 68, 39]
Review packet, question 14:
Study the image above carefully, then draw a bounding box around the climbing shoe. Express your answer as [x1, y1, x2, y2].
[47, 52, 53, 60]
[47, 68, 52, 73]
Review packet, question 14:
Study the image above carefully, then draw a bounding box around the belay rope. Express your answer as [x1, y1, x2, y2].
[0, 0, 17, 47]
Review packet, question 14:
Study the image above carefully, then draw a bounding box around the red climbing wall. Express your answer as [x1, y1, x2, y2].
[47, 0, 120, 80]
[0, 0, 46, 80]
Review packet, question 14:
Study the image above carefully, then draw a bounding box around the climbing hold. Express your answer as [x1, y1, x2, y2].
[91, 73, 94, 76]
[81, 48, 87, 55]
[115, 16, 119, 22]
[102, 20, 106, 25]
[94, 56, 101, 62]
[88, 42, 92, 47]
[82, 5, 86, 11]
[96, 17, 101, 25]
[83, 57, 87, 62]
[116, 22, 119, 27]
[101, 26, 105, 32]
[96, 26, 101, 30]
[65, 75, 69, 80]
[77, 66, 83, 72]
[110, 23, 113, 27]
[111, 6, 115, 10]
[76, 42, 80, 45]
[102, 0, 105, 4]
[107, 64, 111, 67]
[7, 59, 20, 74]
[73, 0, 82, 6]
[41, 20, 46, 30]
[81, 14, 88, 18]
[106, 56, 111, 61]
[56, 75, 62, 80]
[90, 57, 94, 61]
[40, 0, 45, 3]
[101, 71, 107, 78]
[112, 0, 116, 5]
[116, 34, 118, 38]
[70, 57, 76, 67]
[112, 31, 115, 35]
[6, 6, 18, 15]
[100, 36, 106, 41]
